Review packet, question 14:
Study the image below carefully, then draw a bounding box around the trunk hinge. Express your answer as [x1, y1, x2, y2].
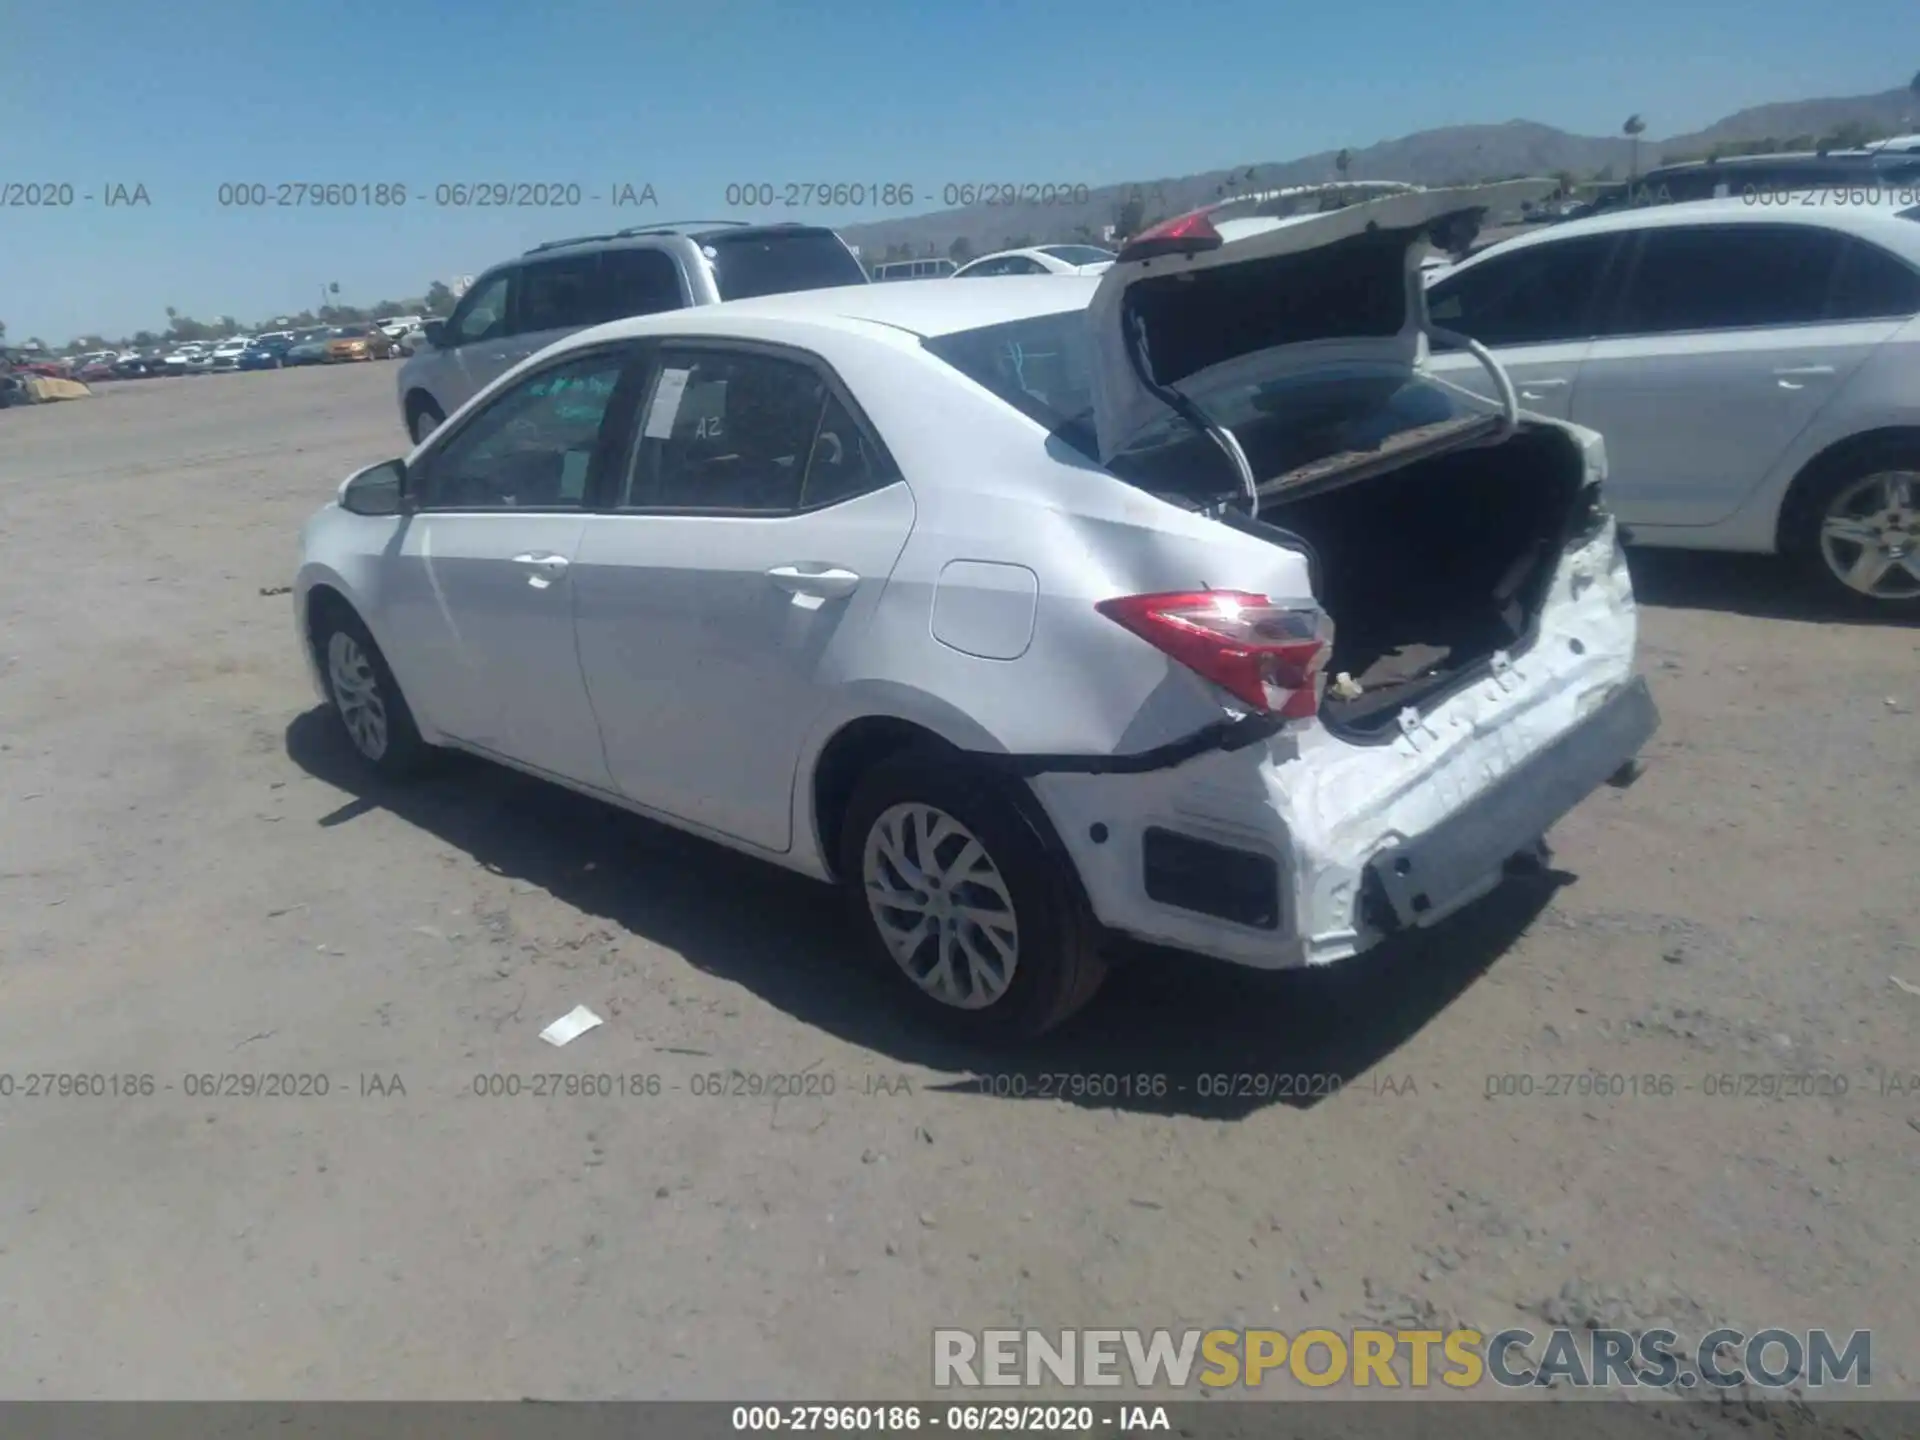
[1489, 649, 1523, 693]
[1396, 706, 1439, 752]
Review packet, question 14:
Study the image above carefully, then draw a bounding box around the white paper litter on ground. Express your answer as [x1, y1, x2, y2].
[539, 1004, 605, 1047]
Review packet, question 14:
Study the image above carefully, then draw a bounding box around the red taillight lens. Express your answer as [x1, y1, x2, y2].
[1115, 209, 1225, 263]
[1096, 591, 1333, 720]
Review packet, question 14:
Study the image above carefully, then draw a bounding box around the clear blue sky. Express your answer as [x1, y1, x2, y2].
[1, 0, 1909, 343]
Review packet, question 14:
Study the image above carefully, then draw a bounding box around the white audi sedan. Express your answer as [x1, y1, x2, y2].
[295, 182, 1656, 1041]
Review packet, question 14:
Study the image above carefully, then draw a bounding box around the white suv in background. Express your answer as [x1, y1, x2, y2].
[396, 222, 868, 444]
[1425, 196, 1920, 610]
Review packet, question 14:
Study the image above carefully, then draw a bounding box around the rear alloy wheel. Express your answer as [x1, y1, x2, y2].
[841, 747, 1106, 1042]
[316, 608, 430, 778]
[1813, 469, 1920, 608]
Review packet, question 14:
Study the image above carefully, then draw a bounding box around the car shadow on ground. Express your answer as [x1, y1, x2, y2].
[286, 708, 1563, 1120]
[1627, 548, 1918, 626]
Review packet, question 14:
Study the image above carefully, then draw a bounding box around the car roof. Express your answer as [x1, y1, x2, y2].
[516, 221, 837, 259]
[575, 274, 1099, 344]
[1460, 193, 1920, 258]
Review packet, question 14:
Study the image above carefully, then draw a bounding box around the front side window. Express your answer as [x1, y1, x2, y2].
[446, 271, 513, 346]
[624, 349, 888, 512]
[1609, 224, 1847, 334]
[1426, 234, 1622, 346]
[417, 352, 627, 510]
[516, 254, 601, 334]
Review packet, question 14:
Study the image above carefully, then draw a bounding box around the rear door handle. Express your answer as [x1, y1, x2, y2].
[766, 564, 861, 599]
[1774, 364, 1836, 389]
[511, 552, 570, 589]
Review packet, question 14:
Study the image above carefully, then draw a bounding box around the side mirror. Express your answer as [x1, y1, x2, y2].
[339, 459, 406, 517]
[422, 320, 446, 348]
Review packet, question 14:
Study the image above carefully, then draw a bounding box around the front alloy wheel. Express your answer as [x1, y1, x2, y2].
[863, 802, 1019, 1009]
[1817, 470, 1920, 603]
[327, 629, 389, 761]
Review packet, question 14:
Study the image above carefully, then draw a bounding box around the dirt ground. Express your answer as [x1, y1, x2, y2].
[1, 365, 1915, 1414]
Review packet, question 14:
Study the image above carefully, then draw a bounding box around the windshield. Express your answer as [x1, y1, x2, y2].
[1039, 245, 1116, 265]
[925, 312, 1496, 506]
[701, 229, 866, 300]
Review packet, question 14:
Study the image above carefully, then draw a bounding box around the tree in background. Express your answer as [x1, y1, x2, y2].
[0, 319, 7, 343]
[1335, 148, 1353, 181]
[948, 236, 974, 265]
[1623, 114, 1647, 179]
[1113, 190, 1146, 243]
[424, 280, 456, 315]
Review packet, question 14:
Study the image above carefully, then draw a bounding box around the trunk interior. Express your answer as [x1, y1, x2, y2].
[1253, 424, 1589, 735]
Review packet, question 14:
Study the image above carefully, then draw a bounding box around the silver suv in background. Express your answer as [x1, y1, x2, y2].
[396, 221, 868, 443]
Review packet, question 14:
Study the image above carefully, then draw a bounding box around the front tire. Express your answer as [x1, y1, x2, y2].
[1787, 440, 1920, 614]
[314, 605, 431, 778]
[839, 746, 1106, 1042]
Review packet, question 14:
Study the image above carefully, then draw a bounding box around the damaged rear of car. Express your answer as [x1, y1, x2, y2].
[923, 181, 1656, 986]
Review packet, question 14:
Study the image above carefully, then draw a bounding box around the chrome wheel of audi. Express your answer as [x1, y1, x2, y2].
[327, 630, 389, 760]
[862, 802, 1019, 1010]
[1819, 471, 1920, 601]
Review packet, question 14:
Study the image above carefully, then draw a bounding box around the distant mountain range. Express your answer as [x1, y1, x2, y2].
[841, 85, 1920, 262]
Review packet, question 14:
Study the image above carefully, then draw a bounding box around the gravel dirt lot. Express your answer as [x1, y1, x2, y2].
[1, 365, 1915, 1417]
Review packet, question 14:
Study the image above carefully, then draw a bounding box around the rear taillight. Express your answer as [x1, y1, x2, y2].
[1096, 591, 1333, 720]
[1115, 209, 1224, 263]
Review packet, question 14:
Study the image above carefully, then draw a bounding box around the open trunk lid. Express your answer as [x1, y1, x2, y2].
[1085, 180, 1557, 469]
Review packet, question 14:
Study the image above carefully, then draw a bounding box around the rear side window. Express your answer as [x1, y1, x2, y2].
[701, 230, 866, 300]
[1608, 224, 1846, 334]
[598, 248, 685, 321]
[516, 254, 601, 333]
[1426, 234, 1622, 346]
[922, 309, 1100, 454]
[1828, 237, 1920, 319]
[626, 350, 826, 511]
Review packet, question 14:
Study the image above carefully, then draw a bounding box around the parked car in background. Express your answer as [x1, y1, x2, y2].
[326, 323, 397, 363]
[284, 331, 335, 367]
[296, 181, 1656, 1041]
[209, 336, 255, 371]
[1567, 148, 1920, 221]
[397, 220, 868, 443]
[162, 343, 208, 374]
[238, 335, 296, 370]
[1424, 195, 1920, 611]
[953, 245, 1117, 277]
[378, 315, 424, 340]
[871, 257, 958, 281]
[77, 357, 120, 382]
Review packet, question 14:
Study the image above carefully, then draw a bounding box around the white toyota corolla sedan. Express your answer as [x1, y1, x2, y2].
[295, 181, 1657, 1041]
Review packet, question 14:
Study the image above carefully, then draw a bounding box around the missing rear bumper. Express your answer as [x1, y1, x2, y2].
[1363, 676, 1659, 930]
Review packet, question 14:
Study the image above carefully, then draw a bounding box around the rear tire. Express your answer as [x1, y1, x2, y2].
[839, 746, 1106, 1043]
[313, 604, 432, 779]
[1785, 439, 1920, 615]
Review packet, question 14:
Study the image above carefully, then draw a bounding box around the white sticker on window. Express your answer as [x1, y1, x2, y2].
[643, 368, 692, 439]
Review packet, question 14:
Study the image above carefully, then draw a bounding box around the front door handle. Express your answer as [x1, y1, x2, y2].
[1517, 376, 1569, 402]
[766, 564, 861, 599]
[512, 552, 570, 589]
